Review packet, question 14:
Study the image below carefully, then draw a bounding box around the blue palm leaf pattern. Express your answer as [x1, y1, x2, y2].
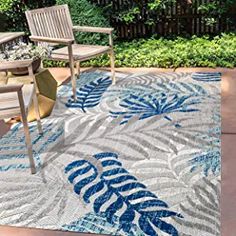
[62, 212, 145, 235]
[65, 152, 183, 236]
[191, 72, 221, 82]
[110, 92, 200, 125]
[66, 77, 111, 112]
[190, 150, 220, 176]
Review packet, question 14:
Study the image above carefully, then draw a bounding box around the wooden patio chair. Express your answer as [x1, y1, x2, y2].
[0, 60, 43, 174]
[25, 4, 116, 101]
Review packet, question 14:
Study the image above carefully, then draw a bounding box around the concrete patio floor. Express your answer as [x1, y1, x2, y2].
[0, 67, 235, 236]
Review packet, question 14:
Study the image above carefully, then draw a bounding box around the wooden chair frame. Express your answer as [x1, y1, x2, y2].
[0, 60, 43, 174]
[25, 5, 116, 101]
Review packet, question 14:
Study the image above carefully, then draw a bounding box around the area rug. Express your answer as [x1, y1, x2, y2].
[0, 71, 221, 236]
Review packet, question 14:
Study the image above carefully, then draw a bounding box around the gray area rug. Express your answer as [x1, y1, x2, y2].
[0, 71, 221, 236]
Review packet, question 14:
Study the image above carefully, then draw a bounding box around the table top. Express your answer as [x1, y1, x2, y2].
[0, 59, 33, 70]
[0, 32, 24, 45]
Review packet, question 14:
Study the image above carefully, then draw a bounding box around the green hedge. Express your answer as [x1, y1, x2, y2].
[45, 33, 236, 68]
[0, 0, 111, 45]
[79, 33, 236, 68]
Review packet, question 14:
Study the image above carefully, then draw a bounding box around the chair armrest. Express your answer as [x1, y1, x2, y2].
[73, 26, 114, 34]
[0, 84, 23, 94]
[29, 36, 74, 45]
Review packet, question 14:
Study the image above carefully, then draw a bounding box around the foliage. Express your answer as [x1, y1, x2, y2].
[0, 0, 15, 12]
[43, 59, 67, 68]
[196, 0, 234, 15]
[174, 178, 220, 235]
[0, 0, 111, 45]
[91, 0, 236, 39]
[0, 42, 50, 61]
[196, 0, 235, 26]
[65, 152, 183, 235]
[56, 0, 112, 45]
[0, 0, 56, 32]
[110, 92, 199, 125]
[66, 77, 112, 111]
[105, 0, 176, 25]
[101, 0, 235, 27]
[0, 12, 7, 31]
[62, 212, 145, 235]
[77, 33, 236, 68]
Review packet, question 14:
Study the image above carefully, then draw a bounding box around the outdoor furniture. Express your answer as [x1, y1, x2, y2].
[0, 60, 43, 174]
[0, 32, 24, 51]
[25, 4, 116, 101]
[0, 32, 25, 75]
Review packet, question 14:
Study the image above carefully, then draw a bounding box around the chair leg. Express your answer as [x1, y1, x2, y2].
[5, 70, 8, 77]
[40, 59, 44, 69]
[32, 88, 43, 135]
[70, 63, 76, 101]
[109, 50, 116, 85]
[76, 61, 80, 78]
[68, 45, 76, 101]
[22, 119, 36, 174]
[18, 89, 36, 174]
[21, 103, 36, 175]
[28, 65, 43, 134]
[23, 119, 36, 174]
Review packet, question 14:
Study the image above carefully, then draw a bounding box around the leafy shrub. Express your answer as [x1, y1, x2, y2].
[98, 0, 236, 27]
[196, 0, 236, 27]
[114, 0, 175, 25]
[0, 0, 56, 32]
[0, 0, 111, 44]
[91, 0, 236, 38]
[44, 33, 236, 68]
[56, 0, 112, 45]
[0, 13, 8, 31]
[77, 33, 236, 68]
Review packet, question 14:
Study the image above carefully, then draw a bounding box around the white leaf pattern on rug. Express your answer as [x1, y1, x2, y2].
[0, 71, 220, 236]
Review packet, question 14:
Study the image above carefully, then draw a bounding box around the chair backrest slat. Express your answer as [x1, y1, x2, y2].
[25, 5, 74, 40]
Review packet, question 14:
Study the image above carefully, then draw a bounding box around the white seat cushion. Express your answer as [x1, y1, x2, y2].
[51, 44, 111, 61]
[0, 84, 34, 119]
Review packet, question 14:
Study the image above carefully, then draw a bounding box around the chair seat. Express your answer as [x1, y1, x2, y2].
[51, 44, 111, 61]
[0, 84, 34, 119]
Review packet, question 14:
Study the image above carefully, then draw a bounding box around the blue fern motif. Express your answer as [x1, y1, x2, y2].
[110, 92, 200, 125]
[190, 150, 220, 176]
[62, 212, 145, 235]
[65, 152, 183, 236]
[191, 72, 221, 82]
[66, 77, 111, 112]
